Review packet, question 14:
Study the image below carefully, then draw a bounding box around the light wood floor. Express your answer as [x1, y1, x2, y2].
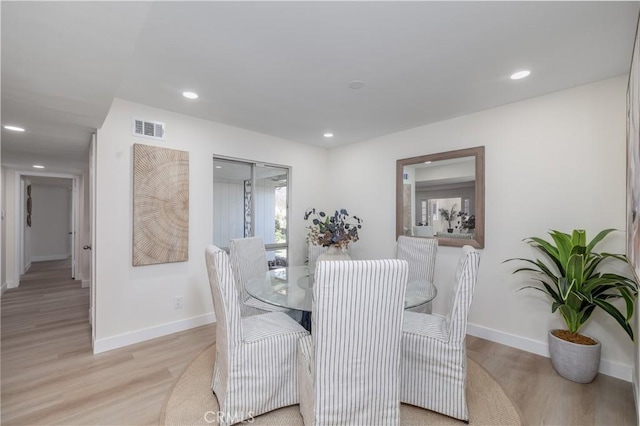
[1, 260, 636, 425]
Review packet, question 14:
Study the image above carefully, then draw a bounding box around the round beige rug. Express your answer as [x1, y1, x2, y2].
[161, 345, 521, 425]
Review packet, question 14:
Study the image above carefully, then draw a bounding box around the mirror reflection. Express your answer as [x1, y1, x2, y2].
[396, 147, 485, 248]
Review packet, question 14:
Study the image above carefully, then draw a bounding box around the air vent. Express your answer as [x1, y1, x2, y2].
[132, 118, 166, 140]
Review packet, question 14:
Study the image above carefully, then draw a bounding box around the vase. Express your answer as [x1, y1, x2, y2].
[447, 228, 454, 233]
[548, 329, 601, 383]
[316, 246, 352, 263]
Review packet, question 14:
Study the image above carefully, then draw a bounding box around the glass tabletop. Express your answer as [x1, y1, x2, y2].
[246, 265, 437, 312]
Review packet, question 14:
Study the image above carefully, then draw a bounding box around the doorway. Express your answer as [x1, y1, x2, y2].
[15, 173, 80, 281]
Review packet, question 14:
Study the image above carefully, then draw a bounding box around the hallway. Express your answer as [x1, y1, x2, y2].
[0, 259, 214, 425]
[2, 259, 90, 349]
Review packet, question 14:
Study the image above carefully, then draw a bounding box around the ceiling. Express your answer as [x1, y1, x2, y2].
[2, 2, 639, 174]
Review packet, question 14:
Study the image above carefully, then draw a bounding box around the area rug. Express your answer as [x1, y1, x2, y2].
[161, 345, 521, 425]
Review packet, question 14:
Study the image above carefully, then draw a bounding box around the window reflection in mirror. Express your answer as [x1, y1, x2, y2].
[396, 146, 485, 248]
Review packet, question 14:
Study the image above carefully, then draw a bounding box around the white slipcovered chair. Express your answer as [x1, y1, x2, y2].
[413, 225, 434, 237]
[297, 259, 408, 426]
[396, 235, 438, 314]
[307, 242, 328, 273]
[400, 245, 481, 422]
[205, 245, 310, 426]
[229, 236, 299, 319]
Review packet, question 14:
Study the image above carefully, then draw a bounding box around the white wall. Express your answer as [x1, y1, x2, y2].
[30, 184, 71, 261]
[328, 76, 635, 380]
[2, 169, 18, 289]
[1, 167, 6, 293]
[94, 98, 329, 351]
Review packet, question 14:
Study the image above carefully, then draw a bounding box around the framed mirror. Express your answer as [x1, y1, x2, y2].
[396, 146, 485, 248]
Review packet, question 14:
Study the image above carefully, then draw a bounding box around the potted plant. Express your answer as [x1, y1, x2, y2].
[506, 229, 638, 383]
[439, 204, 459, 233]
[458, 212, 475, 233]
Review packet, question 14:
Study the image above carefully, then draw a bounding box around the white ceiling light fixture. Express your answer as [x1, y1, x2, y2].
[33, 165, 45, 169]
[323, 133, 334, 138]
[182, 91, 199, 99]
[510, 70, 531, 80]
[348, 80, 365, 89]
[3, 125, 25, 132]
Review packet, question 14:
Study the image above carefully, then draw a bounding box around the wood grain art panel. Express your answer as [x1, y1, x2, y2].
[133, 143, 189, 266]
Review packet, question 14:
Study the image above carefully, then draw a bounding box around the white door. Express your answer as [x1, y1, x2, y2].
[89, 134, 97, 346]
[70, 178, 77, 279]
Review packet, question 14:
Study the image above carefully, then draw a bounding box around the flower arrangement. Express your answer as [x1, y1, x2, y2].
[304, 208, 363, 249]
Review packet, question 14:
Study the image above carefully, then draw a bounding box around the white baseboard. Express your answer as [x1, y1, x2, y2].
[5, 280, 18, 290]
[81, 279, 90, 288]
[467, 323, 632, 382]
[634, 375, 639, 425]
[31, 254, 70, 262]
[93, 313, 216, 354]
[24, 261, 32, 273]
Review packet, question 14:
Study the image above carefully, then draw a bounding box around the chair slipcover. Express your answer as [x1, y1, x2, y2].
[297, 259, 408, 426]
[205, 245, 310, 426]
[400, 245, 481, 422]
[307, 242, 328, 273]
[413, 225, 434, 237]
[396, 235, 438, 314]
[229, 236, 298, 318]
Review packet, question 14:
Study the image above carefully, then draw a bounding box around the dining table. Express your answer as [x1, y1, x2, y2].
[246, 265, 438, 331]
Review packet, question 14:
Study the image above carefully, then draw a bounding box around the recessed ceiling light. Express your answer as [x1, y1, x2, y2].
[348, 80, 365, 89]
[424, 161, 432, 164]
[3, 125, 25, 132]
[215, 166, 222, 169]
[510, 70, 531, 80]
[323, 133, 334, 138]
[182, 91, 199, 99]
[33, 165, 45, 169]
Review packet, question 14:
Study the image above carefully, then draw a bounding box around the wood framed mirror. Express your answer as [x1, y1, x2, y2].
[396, 146, 485, 248]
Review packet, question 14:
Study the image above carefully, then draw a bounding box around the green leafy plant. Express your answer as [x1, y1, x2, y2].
[439, 204, 459, 229]
[506, 229, 638, 340]
[304, 208, 363, 249]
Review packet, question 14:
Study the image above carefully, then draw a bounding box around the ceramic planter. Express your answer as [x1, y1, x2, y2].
[548, 329, 601, 383]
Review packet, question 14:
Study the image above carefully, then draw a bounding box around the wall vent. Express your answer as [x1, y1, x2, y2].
[132, 118, 166, 140]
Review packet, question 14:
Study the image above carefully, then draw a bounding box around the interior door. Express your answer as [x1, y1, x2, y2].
[89, 134, 96, 346]
[70, 178, 77, 279]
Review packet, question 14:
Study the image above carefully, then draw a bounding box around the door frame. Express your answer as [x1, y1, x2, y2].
[14, 171, 81, 282]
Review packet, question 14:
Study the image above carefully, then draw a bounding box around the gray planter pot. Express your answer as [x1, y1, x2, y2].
[548, 329, 601, 383]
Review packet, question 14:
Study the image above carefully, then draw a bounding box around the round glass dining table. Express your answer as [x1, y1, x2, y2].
[246, 265, 437, 330]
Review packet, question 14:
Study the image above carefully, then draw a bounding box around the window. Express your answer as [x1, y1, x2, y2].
[213, 157, 290, 267]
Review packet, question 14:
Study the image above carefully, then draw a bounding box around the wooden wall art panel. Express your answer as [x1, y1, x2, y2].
[133, 143, 189, 266]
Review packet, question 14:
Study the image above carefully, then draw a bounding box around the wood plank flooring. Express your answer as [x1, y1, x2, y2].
[1, 259, 636, 425]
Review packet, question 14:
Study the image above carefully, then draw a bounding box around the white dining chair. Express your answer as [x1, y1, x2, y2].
[229, 236, 300, 319]
[396, 235, 438, 314]
[307, 242, 327, 273]
[205, 245, 310, 426]
[413, 225, 434, 237]
[400, 245, 481, 422]
[297, 259, 408, 426]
